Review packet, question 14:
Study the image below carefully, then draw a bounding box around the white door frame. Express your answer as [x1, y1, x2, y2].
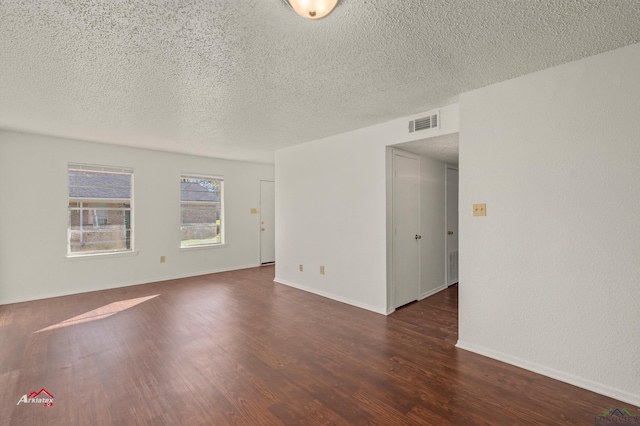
[259, 180, 275, 265]
[445, 165, 459, 286]
[390, 149, 421, 309]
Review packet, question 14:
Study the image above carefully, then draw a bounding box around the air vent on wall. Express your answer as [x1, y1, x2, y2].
[409, 112, 439, 133]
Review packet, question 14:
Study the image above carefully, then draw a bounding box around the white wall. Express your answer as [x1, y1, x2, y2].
[458, 42, 640, 405]
[0, 130, 274, 304]
[275, 104, 458, 314]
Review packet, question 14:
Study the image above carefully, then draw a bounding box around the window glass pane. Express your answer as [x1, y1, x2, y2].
[68, 165, 133, 255]
[180, 176, 223, 247]
[96, 210, 108, 225]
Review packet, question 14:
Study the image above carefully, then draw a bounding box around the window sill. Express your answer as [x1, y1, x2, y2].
[180, 243, 227, 252]
[65, 250, 139, 261]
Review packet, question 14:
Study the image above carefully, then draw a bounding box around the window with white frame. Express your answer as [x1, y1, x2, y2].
[180, 175, 223, 248]
[96, 209, 108, 226]
[68, 164, 133, 255]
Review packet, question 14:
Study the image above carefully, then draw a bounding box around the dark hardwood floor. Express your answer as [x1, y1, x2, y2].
[0, 266, 632, 425]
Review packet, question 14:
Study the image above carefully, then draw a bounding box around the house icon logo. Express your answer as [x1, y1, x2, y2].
[16, 388, 54, 407]
[595, 408, 638, 425]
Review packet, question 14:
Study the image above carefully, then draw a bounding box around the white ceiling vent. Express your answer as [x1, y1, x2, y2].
[409, 112, 439, 133]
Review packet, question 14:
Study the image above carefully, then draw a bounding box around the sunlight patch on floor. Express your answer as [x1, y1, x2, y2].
[35, 294, 160, 333]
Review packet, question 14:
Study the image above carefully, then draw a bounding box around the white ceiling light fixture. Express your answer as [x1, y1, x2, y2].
[286, 0, 338, 19]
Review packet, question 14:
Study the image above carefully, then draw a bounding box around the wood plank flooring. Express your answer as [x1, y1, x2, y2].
[0, 266, 634, 425]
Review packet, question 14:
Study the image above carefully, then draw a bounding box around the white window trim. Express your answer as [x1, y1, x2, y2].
[67, 163, 134, 257]
[179, 243, 228, 252]
[65, 250, 139, 261]
[180, 173, 224, 248]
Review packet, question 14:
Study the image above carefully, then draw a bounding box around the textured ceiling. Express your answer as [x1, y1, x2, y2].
[1, 1, 640, 164]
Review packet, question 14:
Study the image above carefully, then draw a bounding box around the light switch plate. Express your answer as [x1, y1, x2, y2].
[473, 204, 487, 216]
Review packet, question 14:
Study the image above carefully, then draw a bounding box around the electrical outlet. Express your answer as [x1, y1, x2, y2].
[299, 264, 303, 272]
[473, 204, 487, 216]
[320, 265, 325, 275]
[160, 255, 166, 263]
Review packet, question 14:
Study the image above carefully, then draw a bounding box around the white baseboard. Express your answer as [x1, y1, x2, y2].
[456, 340, 640, 408]
[385, 284, 448, 315]
[273, 277, 387, 315]
[419, 284, 447, 300]
[148, 263, 260, 284]
[0, 263, 260, 306]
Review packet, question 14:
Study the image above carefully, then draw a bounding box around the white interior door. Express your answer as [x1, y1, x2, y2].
[446, 167, 459, 285]
[393, 151, 420, 308]
[260, 180, 275, 264]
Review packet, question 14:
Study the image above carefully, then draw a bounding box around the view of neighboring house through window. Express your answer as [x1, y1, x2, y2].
[180, 175, 223, 247]
[68, 164, 133, 255]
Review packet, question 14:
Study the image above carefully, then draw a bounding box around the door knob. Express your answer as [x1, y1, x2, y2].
[448, 231, 454, 235]
[261, 228, 265, 231]
[415, 234, 422, 240]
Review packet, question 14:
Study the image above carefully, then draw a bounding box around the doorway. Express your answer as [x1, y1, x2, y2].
[260, 180, 275, 265]
[446, 167, 459, 285]
[392, 150, 421, 308]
